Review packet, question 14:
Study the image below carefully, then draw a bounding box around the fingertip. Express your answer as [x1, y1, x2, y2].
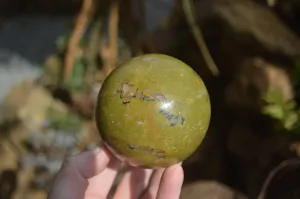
[113, 166, 153, 199]
[141, 168, 165, 199]
[164, 162, 184, 179]
[62, 142, 116, 179]
[156, 163, 184, 199]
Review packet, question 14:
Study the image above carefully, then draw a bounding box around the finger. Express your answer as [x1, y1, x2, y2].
[63, 143, 113, 179]
[156, 163, 184, 199]
[47, 143, 114, 199]
[141, 168, 165, 199]
[85, 156, 122, 198]
[113, 166, 153, 199]
[47, 161, 88, 199]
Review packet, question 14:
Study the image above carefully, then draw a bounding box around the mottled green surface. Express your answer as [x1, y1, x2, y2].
[96, 54, 211, 168]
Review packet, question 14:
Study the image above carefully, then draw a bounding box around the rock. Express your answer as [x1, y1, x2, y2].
[0, 80, 100, 195]
[180, 181, 248, 199]
[96, 54, 211, 168]
[194, 0, 300, 56]
[3, 80, 68, 132]
[225, 57, 294, 112]
[0, 51, 41, 104]
[145, 0, 300, 78]
[0, 140, 19, 172]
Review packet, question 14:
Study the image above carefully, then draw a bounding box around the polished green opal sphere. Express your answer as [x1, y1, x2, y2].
[96, 54, 211, 168]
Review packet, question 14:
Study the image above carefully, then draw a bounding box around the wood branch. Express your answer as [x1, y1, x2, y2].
[182, 0, 220, 76]
[100, 0, 120, 78]
[257, 158, 300, 199]
[64, 0, 94, 81]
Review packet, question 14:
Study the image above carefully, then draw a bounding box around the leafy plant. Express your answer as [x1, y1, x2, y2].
[64, 57, 88, 92]
[262, 89, 300, 133]
[46, 105, 83, 132]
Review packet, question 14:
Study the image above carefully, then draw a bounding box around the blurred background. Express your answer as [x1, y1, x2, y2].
[1, 0, 300, 198]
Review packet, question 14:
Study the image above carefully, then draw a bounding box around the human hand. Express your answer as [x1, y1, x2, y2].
[47, 143, 184, 199]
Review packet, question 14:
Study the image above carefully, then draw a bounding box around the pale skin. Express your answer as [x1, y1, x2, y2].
[47, 143, 184, 199]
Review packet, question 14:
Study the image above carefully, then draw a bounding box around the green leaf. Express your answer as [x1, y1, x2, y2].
[65, 57, 87, 91]
[46, 106, 82, 132]
[283, 111, 299, 130]
[262, 104, 284, 120]
[56, 35, 70, 52]
[262, 89, 285, 105]
[283, 100, 297, 111]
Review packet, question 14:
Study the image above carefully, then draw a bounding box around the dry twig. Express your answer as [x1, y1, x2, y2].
[100, 0, 120, 78]
[257, 158, 300, 199]
[64, 0, 94, 80]
[182, 0, 220, 76]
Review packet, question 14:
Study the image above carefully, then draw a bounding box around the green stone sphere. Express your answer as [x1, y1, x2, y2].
[96, 54, 211, 168]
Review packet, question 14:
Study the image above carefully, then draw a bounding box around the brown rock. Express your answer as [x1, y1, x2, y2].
[194, 0, 300, 56]
[180, 181, 248, 199]
[225, 57, 293, 112]
[144, 0, 300, 78]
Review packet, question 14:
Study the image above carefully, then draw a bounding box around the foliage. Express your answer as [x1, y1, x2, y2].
[262, 59, 300, 133]
[56, 34, 70, 52]
[46, 105, 83, 132]
[64, 56, 88, 92]
[262, 89, 300, 132]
